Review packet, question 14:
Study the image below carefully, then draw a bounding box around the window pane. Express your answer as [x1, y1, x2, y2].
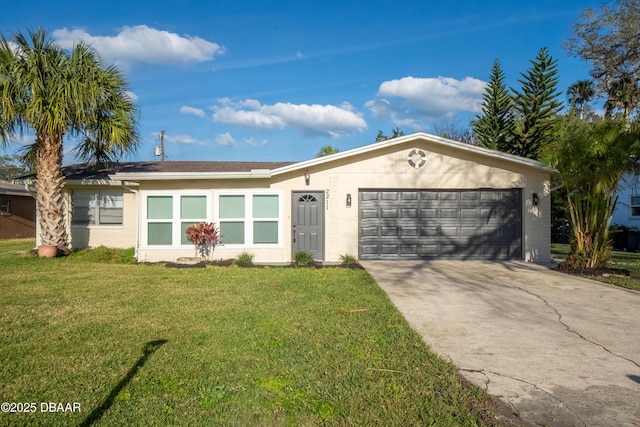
[632, 196, 640, 206]
[99, 207, 123, 224]
[220, 195, 245, 218]
[181, 196, 206, 219]
[99, 191, 123, 208]
[253, 221, 278, 244]
[633, 207, 640, 217]
[72, 206, 93, 225]
[220, 221, 244, 244]
[182, 221, 198, 245]
[253, 195, 279, 218]
[148, 222, 172, 245]
[0, 199, 9, 213]
[73, 190, 95, 207]
[148, 196, 173, 219]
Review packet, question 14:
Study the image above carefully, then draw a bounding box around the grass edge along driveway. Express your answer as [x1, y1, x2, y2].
[0, 239, 501, 426]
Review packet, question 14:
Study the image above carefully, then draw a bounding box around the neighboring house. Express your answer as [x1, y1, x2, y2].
[0, 181, 36, 239]
[612, 173, 640, 228]
[21, 132, 553, 263]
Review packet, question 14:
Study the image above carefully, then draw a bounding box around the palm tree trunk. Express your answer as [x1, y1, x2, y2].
[35, 133, 68, 252]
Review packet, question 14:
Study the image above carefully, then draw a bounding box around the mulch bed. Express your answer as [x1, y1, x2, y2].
[162, 259, 364, 269]
[553, 264, 630, 278]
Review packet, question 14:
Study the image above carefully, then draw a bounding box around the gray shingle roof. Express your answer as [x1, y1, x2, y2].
[0, 181, 33, 197]
[60, 161, 296, 180]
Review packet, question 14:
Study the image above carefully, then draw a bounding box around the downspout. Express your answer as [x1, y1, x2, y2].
[121, 182, 140, 261]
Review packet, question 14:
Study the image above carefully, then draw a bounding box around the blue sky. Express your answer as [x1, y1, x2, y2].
[1, 0, 602, 164]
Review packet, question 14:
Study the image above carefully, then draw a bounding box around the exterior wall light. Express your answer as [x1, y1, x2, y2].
[532, 193, 539, 206]
[305, 170, 310, 186]
[346, 193, 352, 207]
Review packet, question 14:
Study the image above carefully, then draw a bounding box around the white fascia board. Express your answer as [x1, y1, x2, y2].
[272, 132, 555, 175]
[63, 179, 134, 186]
[109, 169, 272, 181]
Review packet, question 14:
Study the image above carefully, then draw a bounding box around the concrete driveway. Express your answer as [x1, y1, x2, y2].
[361, 260, 640, 427]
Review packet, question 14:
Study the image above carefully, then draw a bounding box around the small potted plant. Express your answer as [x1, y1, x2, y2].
[185, 222, 220, 261]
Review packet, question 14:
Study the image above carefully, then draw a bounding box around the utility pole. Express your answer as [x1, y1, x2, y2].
[155, 129, 165, 161]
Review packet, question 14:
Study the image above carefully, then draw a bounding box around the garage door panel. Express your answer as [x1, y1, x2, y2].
[380, 244, 400, 255]
[400, 226, 419, 237]
[381, 208, 399, 218]
[401, 208, 418, 218]
[361, 209, 378, 219]
[359, 189, 522, 260]
[381, 226, 399, 237]
[401, 192, 419, 200]
[419, 245, 439, 256]
[440, 226, 458, 236]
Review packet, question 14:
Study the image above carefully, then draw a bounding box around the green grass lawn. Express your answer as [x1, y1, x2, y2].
[551, 243, 640, 291]
[0, 239, 497, 426]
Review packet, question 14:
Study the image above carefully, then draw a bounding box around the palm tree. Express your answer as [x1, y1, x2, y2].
[316, 145, 340, 157]
[605, 74, 640, 125]
[566, 79, 595, 120]
[0, 29, 139, 255]
[548, 117, 640, 269]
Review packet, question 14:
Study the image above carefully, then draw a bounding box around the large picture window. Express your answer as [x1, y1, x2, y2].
[217, 193, 280, 246]
[145, 194, 208, 246]
[72, 189, 123, 226]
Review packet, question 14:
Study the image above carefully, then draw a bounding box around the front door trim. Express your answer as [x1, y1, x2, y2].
[291, 191, 325, 261]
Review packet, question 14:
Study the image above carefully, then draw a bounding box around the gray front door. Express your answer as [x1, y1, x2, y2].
[292, 191, 324, 260]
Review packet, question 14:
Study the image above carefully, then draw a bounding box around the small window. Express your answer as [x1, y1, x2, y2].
[632, 195, 640, 216]
[72, 190, 123, 225]
[0, 199, 9, 213]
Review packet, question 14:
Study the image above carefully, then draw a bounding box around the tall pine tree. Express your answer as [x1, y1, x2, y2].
[511, 47, 563, 159]
[473, 59, 514, 151]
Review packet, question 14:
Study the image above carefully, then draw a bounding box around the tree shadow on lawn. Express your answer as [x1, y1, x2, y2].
[80, 339, 168, 426]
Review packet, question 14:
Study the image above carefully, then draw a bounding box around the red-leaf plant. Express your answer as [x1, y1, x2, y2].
[185, 222, 220, 260]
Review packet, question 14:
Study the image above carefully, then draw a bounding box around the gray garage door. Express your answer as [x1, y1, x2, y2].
[358, 189, 522, 260]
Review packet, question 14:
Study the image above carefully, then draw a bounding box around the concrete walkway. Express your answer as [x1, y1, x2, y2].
[361, 260, 640, 427]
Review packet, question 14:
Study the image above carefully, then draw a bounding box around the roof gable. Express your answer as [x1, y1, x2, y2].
[271, 132, 554, 176]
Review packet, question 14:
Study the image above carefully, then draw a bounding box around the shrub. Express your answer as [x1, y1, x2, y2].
[68, 246, 135, 264]
[235, 251, 254, 267]
[339, 253, 358, 266]
[294, 250, 315, 267]
[186, 222, 220, 260]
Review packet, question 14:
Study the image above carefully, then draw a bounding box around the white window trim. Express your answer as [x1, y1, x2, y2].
[71, 189, 124, 228]
[215, 190, 283, 248]
[141, 191, 211, 249]
[631, 194, 640, 217]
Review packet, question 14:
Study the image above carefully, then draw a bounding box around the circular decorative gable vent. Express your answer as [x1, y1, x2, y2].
[407, 148, 427, 169]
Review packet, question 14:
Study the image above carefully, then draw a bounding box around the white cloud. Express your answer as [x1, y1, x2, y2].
[367, 76, 486, 128]
[53, 25, 223, 66]
[216, 132, 235, 146]
[125, 91, 138, 101]
[212, 99, 367, 138]
[244, 137, 268, 146]
[180, 105, 206, 117]
[163, 134, 208, 145]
